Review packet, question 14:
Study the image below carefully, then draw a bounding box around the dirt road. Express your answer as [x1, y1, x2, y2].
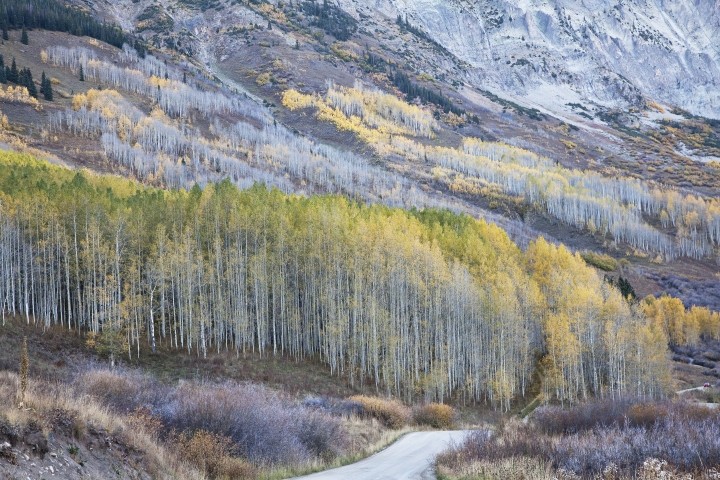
[292, 430, 470, 480]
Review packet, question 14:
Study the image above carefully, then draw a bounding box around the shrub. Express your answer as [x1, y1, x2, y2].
[533, 399, 632, 434]
[348, 395, 411, 429]
[159, 382, 346, 465]
[302, 396, 364, 417]
[442, 400, 720, 478]
[74, 368, 169, 413]
[413, 403, 455, 429]
[174, 430, 256, 480]
[75, 368, 347, 466]
[627, 402, 669, 428]
[581, 251, 618, 271]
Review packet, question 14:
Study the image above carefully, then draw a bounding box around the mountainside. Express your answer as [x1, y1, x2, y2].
[3, 2, 720, 478]
[0, 0, 718, 310]
[363, 0, 720, 119]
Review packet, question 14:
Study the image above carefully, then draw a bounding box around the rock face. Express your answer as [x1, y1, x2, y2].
[341, 0, 720, 118]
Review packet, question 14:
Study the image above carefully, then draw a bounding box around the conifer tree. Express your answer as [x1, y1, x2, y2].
[44, 76, 53, 101]
[2, 28, 8, 41]
[19, 68, 37, 97]
[79, 64, 84, 82]
[40, 71, 52, 100]
[8, 57, 18, 83]
[20, 26, 28, 45]
[0, 55, 5, 83]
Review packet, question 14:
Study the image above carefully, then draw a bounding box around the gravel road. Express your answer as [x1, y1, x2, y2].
[292, 430, 471, 480]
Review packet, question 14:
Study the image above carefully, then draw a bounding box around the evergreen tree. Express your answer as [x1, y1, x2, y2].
[0, 55, 5, 83]
[133, 39, 146, 58]
[0, 0, 127, 48]
[2, 28, 8, 41]
[618, 276, 636, 300]
[43, 77, 53, 100]
[8, 57, 18, 83]
[19, 68, 37, 97]
[20, 26, 28, 45]
[40, 71, 52, 100]
[79, 64, 84, 82]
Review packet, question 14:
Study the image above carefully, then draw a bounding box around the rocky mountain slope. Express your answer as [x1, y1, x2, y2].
[359, 0, 720, 119]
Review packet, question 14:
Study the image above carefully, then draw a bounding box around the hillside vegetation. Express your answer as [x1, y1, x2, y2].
[1, 150, 718, 410]
[284, 85, 720, 261]
[438, 399, 720, 479]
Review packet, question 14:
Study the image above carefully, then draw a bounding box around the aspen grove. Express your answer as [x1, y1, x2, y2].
[0, 151, 687, 409]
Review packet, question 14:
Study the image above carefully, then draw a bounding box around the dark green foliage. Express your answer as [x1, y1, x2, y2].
[18, 67, 37, 97]
[0, 0, 127, 48]
[361, 50, 386, 73]
[605, 275, 637, 300]
[40, 71, 52, 101]
[395, 15, 451, 56]
[3, 56, 44, 98]
[302, 0, 357, 41]
[2, 28, 8, 41]
[618, 276, 636, 299]
[7, 57, 18, 83]
[20, 26, 28, 45]
[79, 65, 84, 82]
[132, 39, 147, 59]
[391, 70, 464, 115]
[480, 89, 546, 121]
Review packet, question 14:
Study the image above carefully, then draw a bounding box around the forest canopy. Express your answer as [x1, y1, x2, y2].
[0, 0, 127, 48]
[0, 151, 713, 408]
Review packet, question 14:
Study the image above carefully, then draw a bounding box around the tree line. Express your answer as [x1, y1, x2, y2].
[0, 0, 126, 48]
[1, 151, 705, 408]
[391, 70, 465, 116]
[0, 54, 52, 101]
[301, 0, 358, 41]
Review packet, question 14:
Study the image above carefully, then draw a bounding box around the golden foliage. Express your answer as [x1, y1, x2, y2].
[413, 403, 455, 429]
[580, 251, 618, 272]
[0, 86, 42, 110]
[642, 295, 720, 345]
[349, 396, 411, 429]
[256, 72, 272, 86]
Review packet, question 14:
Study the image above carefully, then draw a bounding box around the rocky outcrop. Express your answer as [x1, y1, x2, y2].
[342, 0, 720, 118]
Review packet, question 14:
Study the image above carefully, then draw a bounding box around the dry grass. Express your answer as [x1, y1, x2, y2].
[437, 456, 555, 480]
[0, 370, 203, 480]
